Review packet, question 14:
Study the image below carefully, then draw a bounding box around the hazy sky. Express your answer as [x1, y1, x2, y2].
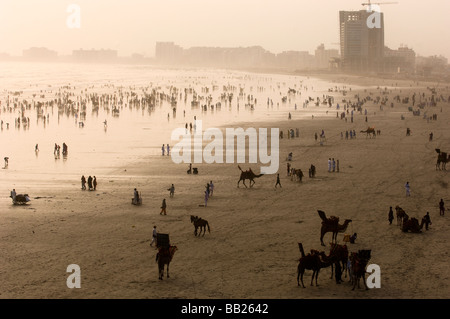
[0, 0, 449, 59]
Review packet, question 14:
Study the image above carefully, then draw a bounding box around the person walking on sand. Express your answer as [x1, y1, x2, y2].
[93, 176, 97, 191]
[160, 199, 167, 215]
[332, 158, 336, 172]
[275, 173, 282, 188]
[168, 184, 175, 198]
[328, 158, 331, 172]
[405, 182, 411, 197]
[336, 159, 340, 173]
[204, 190, 209, 207]
[388, 206, 394, 225]
[423, 212, 432, 230]
[88, 176, 93, 191]
[166, 144, 170, 156]
[150, 225, 157, 247]
[209, 181, 214, 197]
[161, 144, 165, 156]
[439, 199, 445, 216]
[81, 175, 86, 190]
[134, 188, 140, 203]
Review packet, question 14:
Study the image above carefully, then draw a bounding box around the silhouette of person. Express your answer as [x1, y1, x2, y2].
[275, 174, 282, 188]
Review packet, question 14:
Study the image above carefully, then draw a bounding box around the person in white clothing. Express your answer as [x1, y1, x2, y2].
[10, 189, 16, 201]
[150, 226, 157, 247]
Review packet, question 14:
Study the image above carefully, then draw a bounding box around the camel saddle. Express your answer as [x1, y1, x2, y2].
[324, 216, 340, 225]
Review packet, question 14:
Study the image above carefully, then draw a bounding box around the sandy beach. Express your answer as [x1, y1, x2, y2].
[1, 73, 449, 299]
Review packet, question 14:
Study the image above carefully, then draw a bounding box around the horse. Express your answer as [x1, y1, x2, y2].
[190, 215, 211, 236]
[155, 245, 178, 280]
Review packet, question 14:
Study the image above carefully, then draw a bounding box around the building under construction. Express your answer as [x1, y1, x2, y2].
[339, 9, 385, 73]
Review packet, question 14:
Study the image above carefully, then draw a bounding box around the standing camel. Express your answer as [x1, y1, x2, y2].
[237, 165, 264, 188]
[360, 127, 376, 138]
[317, 210, 352, 246]
[156, 245, 178, 280]
[326, 243, 349, 279]
[351, 250, 371, 290]
[395, 206, 408, 227]
[297, 243, 330, 287]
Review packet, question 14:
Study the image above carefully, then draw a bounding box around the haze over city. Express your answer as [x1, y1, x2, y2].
[0, 0, 449, 60]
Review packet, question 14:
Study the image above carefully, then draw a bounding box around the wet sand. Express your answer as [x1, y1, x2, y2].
[1, 74, 449, 299]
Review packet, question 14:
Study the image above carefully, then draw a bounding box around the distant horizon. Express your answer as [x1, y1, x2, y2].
[0, 1, 449, 61]
[2, 41, 448, 61]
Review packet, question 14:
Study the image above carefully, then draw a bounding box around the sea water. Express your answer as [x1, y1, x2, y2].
[0, 61, 357, 196]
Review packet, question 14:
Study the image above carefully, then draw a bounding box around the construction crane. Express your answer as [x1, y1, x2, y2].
[362, 0, 398, 9]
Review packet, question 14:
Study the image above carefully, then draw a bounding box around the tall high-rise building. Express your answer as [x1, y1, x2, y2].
[339, 9, 384, 72]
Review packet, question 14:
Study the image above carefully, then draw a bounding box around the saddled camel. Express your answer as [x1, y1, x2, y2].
[360, 127, 376, 138]
[156, 245, 178, 280]
[326, 243, 349, 279]
[297, 243, 330, 287]
[237, 165, 263, 188]
[317, 210, 352, 246]
[351, 250, 371, 290]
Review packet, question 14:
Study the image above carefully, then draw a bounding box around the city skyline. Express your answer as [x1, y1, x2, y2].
[0, 0, 449, 61]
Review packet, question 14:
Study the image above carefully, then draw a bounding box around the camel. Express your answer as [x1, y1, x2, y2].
[155, 245, 178, 280]
[360, 127, 376, 138]
[297, 243, 330, 288]
[402, 217, 425, 233]
[190, 215, 211, 236]
[395, 206, 409, 227]
[317, 210, 352, 246]
[237, 165, 263, 188]
[350, 250, 371, 290]
[435, 149, 450, 170]
[325, 243, 349, 280]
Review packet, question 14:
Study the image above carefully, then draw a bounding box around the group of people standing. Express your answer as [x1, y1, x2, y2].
[341, 130, 357, 140]
[161, 144, 170, 156]
[81, 175, 97, 191]
[327, 158, 339, 173]
[54, 142, 68, 157]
